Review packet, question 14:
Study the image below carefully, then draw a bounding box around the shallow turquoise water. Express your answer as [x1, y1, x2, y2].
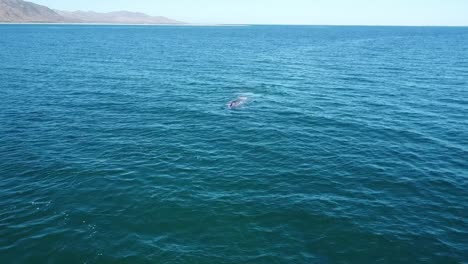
[0, 25, 467, 263]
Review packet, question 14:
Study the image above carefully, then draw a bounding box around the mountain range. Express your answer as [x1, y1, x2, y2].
[0, 0, 183, 24]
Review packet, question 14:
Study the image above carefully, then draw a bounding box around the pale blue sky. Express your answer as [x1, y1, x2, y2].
[33, 0, 468, 25]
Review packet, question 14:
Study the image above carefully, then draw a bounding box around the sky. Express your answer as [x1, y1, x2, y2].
[32, 0, 468, 26]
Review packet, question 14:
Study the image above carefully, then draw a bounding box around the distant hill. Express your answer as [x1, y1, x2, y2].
[0, 0, 184, 24]
[56, 10, 182, 25]
[0, 0, 63, 22]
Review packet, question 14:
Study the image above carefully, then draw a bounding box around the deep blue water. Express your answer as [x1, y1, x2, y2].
[0, 25, 467, 264]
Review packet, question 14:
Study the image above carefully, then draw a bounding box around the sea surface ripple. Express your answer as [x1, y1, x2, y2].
[0, 25, 467, 264]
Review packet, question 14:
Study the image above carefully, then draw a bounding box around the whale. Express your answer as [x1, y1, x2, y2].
[228, 96, 247, 109]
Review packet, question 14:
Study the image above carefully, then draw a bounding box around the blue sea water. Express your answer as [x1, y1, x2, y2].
[0, 25, 467, 264]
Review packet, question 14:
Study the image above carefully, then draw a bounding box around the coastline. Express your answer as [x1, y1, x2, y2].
[0, 22, 250, 27]
[0, 22, 465, 27]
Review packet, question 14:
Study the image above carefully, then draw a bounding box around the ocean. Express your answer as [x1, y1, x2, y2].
[0, 25, 467, 264]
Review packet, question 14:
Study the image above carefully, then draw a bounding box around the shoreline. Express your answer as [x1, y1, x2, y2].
[0, 23, 466, 27]
[0, 22, 466, 27]
[0, 22, 250, 27]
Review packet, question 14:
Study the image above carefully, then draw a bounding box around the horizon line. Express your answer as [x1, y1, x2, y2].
[1, 22, 467, 27]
